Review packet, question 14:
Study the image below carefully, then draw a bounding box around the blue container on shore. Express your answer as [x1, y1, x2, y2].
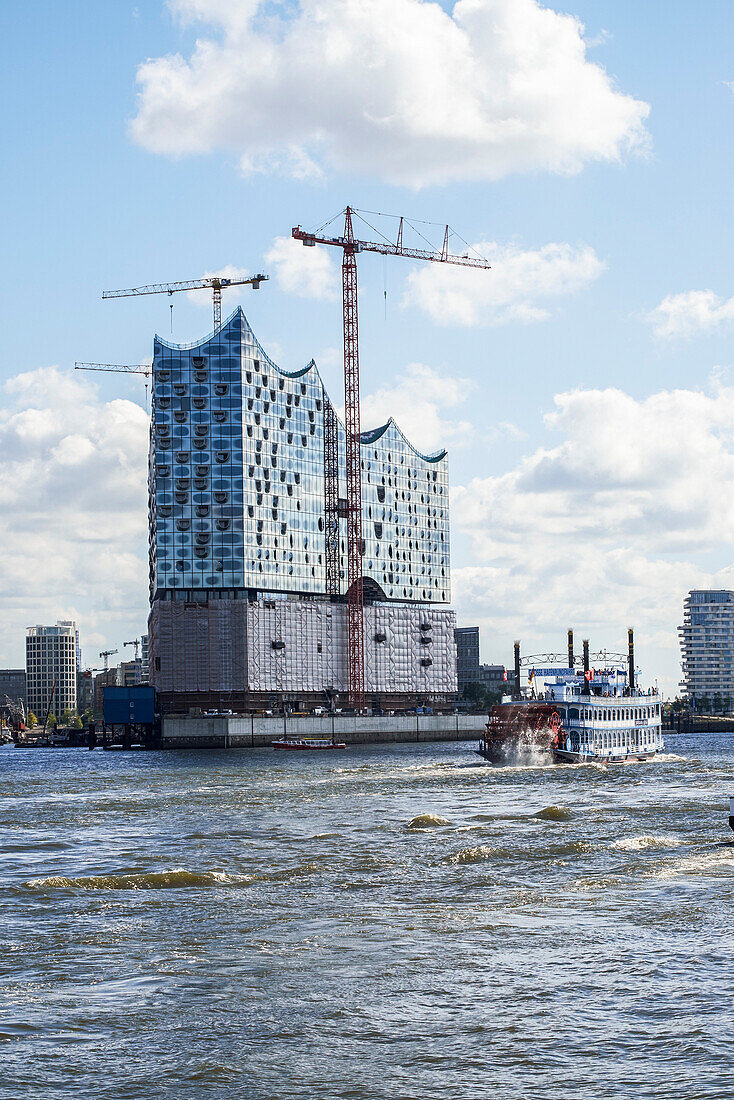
[103, 686, 156, 725]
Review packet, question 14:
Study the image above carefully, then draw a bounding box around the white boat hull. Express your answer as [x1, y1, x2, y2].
[554, 748, 659, 764]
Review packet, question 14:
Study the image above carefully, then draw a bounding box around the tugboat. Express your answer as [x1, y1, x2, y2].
[478, 629, 664, 765]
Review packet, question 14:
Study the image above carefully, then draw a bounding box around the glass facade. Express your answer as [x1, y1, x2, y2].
[149, 308, 451, 604]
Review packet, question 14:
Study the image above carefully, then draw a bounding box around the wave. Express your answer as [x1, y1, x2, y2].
[612, 835, 682, 851]
[534, 805, 573, 822]
[447, 839, 594, 864]
[25, 863, 319, 892]
[406, 813, 451, 829]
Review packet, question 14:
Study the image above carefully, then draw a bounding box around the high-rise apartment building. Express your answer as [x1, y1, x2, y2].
[148, 308, 457, 712]
[679, 590, 734, 706]
[26, 621, 79, 718]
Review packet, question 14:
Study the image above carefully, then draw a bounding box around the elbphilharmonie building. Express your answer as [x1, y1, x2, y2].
[148, 308, 457, 712]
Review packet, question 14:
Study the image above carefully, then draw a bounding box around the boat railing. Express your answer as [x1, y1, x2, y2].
[501, 690, 660, 706]
[549, 690, 659, 703]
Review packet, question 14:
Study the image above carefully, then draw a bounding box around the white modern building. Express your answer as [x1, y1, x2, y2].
[26, 621, 79, 719]
[679, 590, 734, 708]
[140, 634, 150, 682]
[148, 308, 457, 712]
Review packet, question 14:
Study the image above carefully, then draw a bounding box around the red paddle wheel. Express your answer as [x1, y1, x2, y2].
[481, 702, 564, 762]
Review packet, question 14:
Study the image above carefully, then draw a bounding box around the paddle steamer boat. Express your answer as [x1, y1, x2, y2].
[478, 630, 664, 765]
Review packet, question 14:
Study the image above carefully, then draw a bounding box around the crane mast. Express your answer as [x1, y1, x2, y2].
[292, 207, 490, 712]
[341, 208, 365, 713]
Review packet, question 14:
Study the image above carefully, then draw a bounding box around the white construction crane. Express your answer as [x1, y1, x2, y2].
[102, 273, 269, 328]
[99, 649, 118, 673]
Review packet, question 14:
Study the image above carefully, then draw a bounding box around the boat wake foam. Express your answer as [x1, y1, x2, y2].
[652, 846, 734, 879]
[446, 845, 495, 864]
[612, 835, 681, 851]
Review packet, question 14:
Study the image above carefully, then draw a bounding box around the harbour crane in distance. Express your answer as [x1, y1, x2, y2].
[99, 649, 118, 673]
[102, 273, 269, 329]
[291, 206, 491, 712]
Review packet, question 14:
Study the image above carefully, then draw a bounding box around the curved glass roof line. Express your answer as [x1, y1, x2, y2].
[155, 307, 447, 461]
[154, 306, 245, 350]
[359, 417, 447, 463]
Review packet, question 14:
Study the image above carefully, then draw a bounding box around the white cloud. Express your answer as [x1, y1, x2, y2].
[264, 236, 339, 301]
[647, 289, 734, 339]
[0, 368, 149, 668]
[130, 0, 649, 187]
[404, 240, 604, 326]
[358, 363, 476, 454]
[452, 381, 734, 693]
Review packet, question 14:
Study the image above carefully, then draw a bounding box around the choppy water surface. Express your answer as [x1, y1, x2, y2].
[2, 734, 734, 1098]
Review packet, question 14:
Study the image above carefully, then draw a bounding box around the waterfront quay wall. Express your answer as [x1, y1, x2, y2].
[160, 714, 486, 749]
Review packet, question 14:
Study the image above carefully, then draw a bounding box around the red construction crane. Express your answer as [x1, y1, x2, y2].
[102, 273, 268, 329]
[292, 207, 491, 712]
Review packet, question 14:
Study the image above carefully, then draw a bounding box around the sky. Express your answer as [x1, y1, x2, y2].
[1, 0, 734, 692]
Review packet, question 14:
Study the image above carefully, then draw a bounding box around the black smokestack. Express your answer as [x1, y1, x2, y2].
[568, 629, 574, 671]
[628, 628, 635, 693]
[514, 641, 521, 699]
[583, 639, 590, 695]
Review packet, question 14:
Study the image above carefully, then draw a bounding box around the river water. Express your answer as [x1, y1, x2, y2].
[1, 734, 733, 1099]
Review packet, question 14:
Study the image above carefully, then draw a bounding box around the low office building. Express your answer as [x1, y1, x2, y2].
[120, 659, 144, 687]
[454, 627, 480, 690]
[479, 664, 506, 694]
[0, 669, 26, 708]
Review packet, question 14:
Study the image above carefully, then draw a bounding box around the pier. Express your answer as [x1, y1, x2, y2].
[159, 712, 486, 749]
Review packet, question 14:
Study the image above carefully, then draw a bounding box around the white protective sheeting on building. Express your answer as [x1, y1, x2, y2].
[246, 599, 457, 694]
